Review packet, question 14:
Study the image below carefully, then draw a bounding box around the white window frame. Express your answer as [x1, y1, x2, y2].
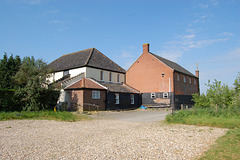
[177, 74, 180, 81]
[183, 76, 186, 83]
[115, 93, 119, 104]
[151, 93, 156, 99]
[130, 94, 134, 104]
[189, 77, 191, 84]
[92, 90, 100, 99]
[163, 92, 168, 99]
[194, 79, 197, 85]
[100, 71, 104, 81]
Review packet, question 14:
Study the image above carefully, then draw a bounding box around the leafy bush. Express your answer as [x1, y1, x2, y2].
[193, 73, 240, 109]
[0, 89, 20, 111]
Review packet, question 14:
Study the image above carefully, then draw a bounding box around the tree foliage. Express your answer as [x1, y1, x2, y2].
[193, 73, 240, 109]
[0, 53, 21, 89]
[13, 56, 59, 111]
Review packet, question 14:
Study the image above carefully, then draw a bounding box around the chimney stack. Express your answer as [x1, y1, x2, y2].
[195, 63, 199, 77]
[143, 43, 150, 53]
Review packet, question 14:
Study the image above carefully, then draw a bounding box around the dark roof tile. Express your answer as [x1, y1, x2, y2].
[150, 53, 196, 77]
[48, 48, 125, 73]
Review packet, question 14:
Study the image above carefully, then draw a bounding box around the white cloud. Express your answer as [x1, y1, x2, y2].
[200, 4, 209, 9]
[49, 20, 62, 24]
[219, 32, 234, 37]
[156, 50, 183, 62]
[120, 51, 134, 58]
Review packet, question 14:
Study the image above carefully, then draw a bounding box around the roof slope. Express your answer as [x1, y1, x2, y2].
[65, 78, 106, 90]
[48, 48, 125, 73]
[98, 81, 139, 93]
[150, 53, 196, 77]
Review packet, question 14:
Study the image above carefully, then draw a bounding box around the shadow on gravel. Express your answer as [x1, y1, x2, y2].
[89, 109, 171, 122]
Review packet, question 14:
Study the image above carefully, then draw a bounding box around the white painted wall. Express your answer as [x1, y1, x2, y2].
[85, 67, 125, 83]
[55, 71, 63, 81]
[48, 66, 125, 83]
[69, 67, 86, 77]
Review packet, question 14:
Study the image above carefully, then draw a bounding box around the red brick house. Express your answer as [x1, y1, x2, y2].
[126, 43, 199, 109]
[48, 48, 141, 111]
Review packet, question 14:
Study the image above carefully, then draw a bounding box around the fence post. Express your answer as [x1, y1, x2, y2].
[216, 104, 218, 112]
[181, 104, 183, 110]
[186, 105, 188, 110]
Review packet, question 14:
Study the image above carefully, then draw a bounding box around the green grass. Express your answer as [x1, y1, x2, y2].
[0, 111, 90, 122]
[166, 108, 240, 160]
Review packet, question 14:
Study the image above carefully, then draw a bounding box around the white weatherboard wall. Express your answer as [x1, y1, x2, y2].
[55, 71, 64, 81]
[86, 67, 125, 83]
[69, 67, 86, 77]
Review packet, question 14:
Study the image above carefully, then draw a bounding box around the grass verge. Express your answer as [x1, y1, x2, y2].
[166, 108, 240, 160]
[0, 111, 90, 122]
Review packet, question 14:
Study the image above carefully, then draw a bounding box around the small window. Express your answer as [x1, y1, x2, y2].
[92, 91, 100, 99]
[100, 71, 104, 81]
[151, 93, 156, 99]
[163, 92, 168, 98]
[117, 74, 120, 83]
[183, 76, 186, 83]
[115, 93, 119, 104]
[63, 70, 69, 76]
[109, 72, 112, 82]
[162, 73, 165, 77]
[189, 77, 191, 84]
[177, 74, 180, 81]
[130, 94, 134, 104]
[194, 79, 197, 85]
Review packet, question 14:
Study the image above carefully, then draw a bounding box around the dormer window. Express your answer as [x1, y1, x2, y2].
[100, 71, 104, 81]
[63, 70, 69, 76]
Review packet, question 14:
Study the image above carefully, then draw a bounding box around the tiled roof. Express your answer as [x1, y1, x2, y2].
[65, 78, 106, 90]
[150, 53, 197, 77]
[48, 48, 125, 73]
[98, 81, 139, 93]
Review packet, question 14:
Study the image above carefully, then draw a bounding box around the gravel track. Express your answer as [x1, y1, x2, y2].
[0, 117, 227, 160]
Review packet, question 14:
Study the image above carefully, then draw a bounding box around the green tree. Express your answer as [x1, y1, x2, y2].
[193, 73, 240, 109]
[14, 56, 59, 111]
[0, 53, 21, 89]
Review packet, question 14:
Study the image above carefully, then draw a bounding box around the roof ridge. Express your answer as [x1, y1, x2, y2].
[62, 48, 92, 57]
[84, 48, 94, 66]
[150, 52, 196, 77]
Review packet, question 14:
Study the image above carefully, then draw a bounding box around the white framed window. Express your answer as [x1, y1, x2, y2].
[115, 93, 119, 104]
[151, 93, 156, 99]
[183, 76, 186, 83]
[189, 77, 191, 84]
[100, 71, 104, 81]
[194, 79, 197, 85]
[177, 74, 180, 81]
[117, 74, 120, 83]
[130, 94, 134, 104]
[163, 92, 168, 99]
[92, 90, 100, 99]
[109, 72, 112, 82]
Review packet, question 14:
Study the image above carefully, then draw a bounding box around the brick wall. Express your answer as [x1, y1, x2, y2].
[126, 52, 174, 93]
[173, 71, 199, 95]
[83, 89, 106, 111]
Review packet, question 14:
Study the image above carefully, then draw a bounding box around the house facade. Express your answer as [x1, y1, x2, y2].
[48, 48, 141, 111]
[126, 43, 199, 109]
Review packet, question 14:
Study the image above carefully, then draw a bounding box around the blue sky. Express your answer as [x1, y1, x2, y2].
[1, 0, 240, 93]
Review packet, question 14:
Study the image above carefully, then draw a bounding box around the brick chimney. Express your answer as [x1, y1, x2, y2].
[143, 43, 150, 53]
[195, 63, 199, 77]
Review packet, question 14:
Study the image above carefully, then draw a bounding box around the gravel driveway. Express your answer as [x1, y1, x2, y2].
[0, 110, 228, 160]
